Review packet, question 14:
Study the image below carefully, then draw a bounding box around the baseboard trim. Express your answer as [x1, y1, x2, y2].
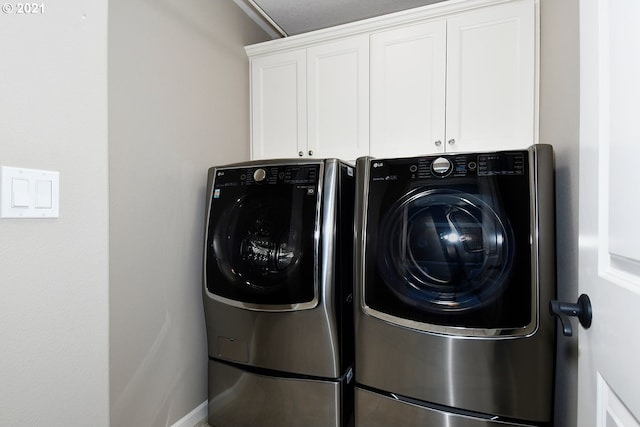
[171, 400, 207, 427]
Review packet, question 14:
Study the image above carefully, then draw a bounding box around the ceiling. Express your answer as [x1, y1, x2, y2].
[234, 0, 446, 38]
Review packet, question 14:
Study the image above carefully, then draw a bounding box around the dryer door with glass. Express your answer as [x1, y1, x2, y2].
[363, 152, 535, 336]
[205, 162, 322, 311]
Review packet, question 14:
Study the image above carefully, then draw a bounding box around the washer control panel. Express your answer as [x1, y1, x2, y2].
[214, 164, 320, 187]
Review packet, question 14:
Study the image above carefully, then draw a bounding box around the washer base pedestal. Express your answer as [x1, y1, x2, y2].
[208, 359, 353, 427]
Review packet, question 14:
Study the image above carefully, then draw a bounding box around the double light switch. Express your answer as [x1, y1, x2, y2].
[0, 166, 59, 218]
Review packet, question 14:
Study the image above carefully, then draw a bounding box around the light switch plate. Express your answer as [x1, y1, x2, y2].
[1, 166, 59, 218]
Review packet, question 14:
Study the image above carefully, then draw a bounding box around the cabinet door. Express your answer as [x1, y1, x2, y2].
[250, 50, 306, 160]
[370, 20, 447, 158]
[445, 0, 536, 153]
[307, 35, 369, 160]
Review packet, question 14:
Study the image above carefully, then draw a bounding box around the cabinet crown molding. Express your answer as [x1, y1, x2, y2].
[245, 0, 534, 57]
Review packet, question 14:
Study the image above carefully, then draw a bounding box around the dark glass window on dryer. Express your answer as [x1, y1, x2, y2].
[379, 186, 513, 306]
[365, 158, 532, 330]
[206, 166, 319, 306]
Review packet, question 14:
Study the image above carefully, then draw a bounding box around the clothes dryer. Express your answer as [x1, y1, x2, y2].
[354, 145, 556, 426]
[203, 159, 355, 427]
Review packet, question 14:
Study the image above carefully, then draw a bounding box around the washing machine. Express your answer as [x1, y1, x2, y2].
[354, 144, 556, 427]
[203, 158, 355, 427]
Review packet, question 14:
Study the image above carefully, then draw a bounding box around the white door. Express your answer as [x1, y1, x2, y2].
[578, 1, 640, 426]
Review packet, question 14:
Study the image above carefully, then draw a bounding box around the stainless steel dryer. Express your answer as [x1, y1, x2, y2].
[354, 145, 556, 427]
[203, 158, 355, 427]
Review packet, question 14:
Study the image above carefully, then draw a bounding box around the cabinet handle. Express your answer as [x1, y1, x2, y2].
[308, 150, 314, 156]
[435, 140, 442, 147]
[298, 151, 304, 157]
[448, 139, 456, 145]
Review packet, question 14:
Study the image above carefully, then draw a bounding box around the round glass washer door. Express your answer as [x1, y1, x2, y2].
[212, 193, 305, 295]
[377, 188, 514, 314]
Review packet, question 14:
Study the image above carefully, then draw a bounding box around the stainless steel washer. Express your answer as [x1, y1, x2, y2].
[203, 158, 355, 427]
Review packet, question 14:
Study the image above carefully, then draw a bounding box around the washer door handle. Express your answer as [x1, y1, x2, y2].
[549, 294, 592, 337]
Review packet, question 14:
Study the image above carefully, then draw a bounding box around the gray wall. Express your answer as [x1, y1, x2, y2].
[0, 1, 110, 426]
[108, 0, 269, 425]
[539, 0, 580, 426]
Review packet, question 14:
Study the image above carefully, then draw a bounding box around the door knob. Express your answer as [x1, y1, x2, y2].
[549, 294, 592, 337]
[308, 150, 314, 156]
[298, 151, 304, 157]
[435, 140, 442, 147]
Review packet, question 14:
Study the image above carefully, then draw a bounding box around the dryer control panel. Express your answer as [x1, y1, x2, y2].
[371, 151, 526, 181]
[477, 152, 526, 176]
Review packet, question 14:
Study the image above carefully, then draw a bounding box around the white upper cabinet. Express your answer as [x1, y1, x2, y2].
[370, 0, 536, 157]
[445, 0, 536, 154]
[247, 0, 538, 160]
[250, 50, 306, 160]
[250, 35, 369, 160]
[370, 20, 447, 158]
[307, 36, 369, 160]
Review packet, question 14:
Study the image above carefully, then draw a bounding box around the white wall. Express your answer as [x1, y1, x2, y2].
[539, 0, 580, 426]
[0, 1, 109, 426]
[108, 1, 269, 425]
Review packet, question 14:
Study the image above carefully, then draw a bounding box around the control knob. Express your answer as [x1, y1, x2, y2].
[253, 168, 267, 182]
[431, 157, 452, 177]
